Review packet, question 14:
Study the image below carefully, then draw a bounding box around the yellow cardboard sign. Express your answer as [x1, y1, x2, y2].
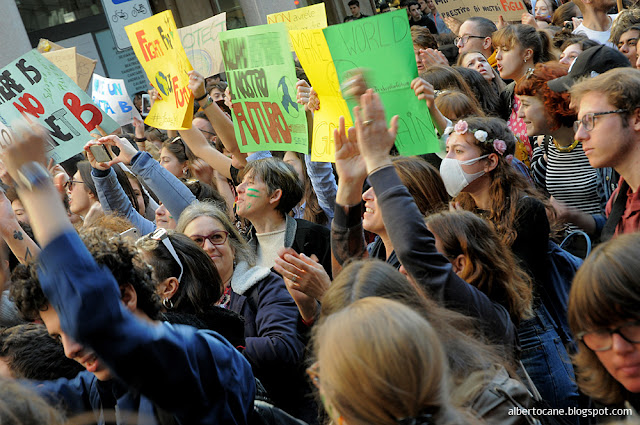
[290, 29, 351, 162]
[268, 3, 328, 50]
[125, 10, 193, 130]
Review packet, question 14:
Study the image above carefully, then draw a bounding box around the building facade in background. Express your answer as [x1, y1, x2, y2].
[5, 0, 376, 96]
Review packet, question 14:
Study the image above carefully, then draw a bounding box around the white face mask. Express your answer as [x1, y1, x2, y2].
[439, 155, 489, 197]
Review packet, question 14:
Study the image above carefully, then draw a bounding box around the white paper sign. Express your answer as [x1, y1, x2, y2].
[101, 0, 152, 50]
[91, 73, 142, 126]
[178, 13, 227, 77]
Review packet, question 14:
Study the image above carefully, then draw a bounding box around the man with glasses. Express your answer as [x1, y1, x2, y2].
[456, 17, 497, 67]
[569, 67, 640, 239]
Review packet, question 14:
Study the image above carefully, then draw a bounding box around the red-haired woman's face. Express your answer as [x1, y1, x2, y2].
[517, 95, 552, 137]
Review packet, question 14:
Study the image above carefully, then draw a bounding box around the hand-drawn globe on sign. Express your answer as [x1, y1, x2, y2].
[277, 76, 300, 119]
[155, 71, 170, 97]
[185, 49, 214, 77]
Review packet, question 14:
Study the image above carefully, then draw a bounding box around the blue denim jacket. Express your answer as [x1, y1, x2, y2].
[33, 231, 255, 424]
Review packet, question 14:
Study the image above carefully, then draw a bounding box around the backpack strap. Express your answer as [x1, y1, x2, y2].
[601, 180, 630, 242]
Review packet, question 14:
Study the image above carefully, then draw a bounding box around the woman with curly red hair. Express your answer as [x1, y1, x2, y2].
[516, 62, 605, 237]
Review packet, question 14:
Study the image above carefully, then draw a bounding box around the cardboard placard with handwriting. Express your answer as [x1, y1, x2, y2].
[178, 13, 227, 78]
[433, 0, 527, 22]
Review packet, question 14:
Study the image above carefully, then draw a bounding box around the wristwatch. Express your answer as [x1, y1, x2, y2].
[200, 95, 215, 109]
[15, 161, 51, 192]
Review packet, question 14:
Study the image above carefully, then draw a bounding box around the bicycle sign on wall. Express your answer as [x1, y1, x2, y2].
[101, 0, 152, 50]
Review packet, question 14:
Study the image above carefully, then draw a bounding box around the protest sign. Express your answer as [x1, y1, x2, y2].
[323, 10, 439, 156]
[43, 48, 78, 84]
[178, 13, 227, 78]
[433, 0, 527, 21]
[290, 29, 351, 162]
[219, 23, 308, 154]
[0, 50, 119, 163]
[268, 3, 328, 49]
[101, 0, 153, 50]
[38, 39, 97, 91]
[125, 10, 194, 130]
[92, 74, 142, 126]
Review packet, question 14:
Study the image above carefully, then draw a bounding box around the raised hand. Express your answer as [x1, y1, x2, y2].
[353, 90, 398, 173]
[296, 80, 320, 112]
[419, 48, 450, 68]
[188, 70, 206, 99]
[334, 116, 366, 184]
[411, 77, 436, 109]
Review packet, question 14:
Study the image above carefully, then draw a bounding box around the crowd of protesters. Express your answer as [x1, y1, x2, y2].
[1, 0, 640, 424]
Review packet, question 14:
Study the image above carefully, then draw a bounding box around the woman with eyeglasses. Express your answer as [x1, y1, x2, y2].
[515, 62, 606, 237]
[312, 297, 479, 425]
[568, 232, 640, 418]
[135, 228, 246, 348]
[175, 201, 308, 420]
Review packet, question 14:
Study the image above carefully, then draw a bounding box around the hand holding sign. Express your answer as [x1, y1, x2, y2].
[296, 80, 320, 112]
[188, 70, 207, 100]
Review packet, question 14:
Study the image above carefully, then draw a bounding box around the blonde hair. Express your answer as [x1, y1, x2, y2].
[314, 297, 473, 425]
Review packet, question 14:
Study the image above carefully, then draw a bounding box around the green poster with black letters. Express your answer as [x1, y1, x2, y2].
[219, 23, 308, 154]
[323, 10, 439, 156]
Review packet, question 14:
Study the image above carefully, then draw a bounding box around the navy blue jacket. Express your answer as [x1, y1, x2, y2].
[228, 263, 306, 418]
[33, 231, 255, 425]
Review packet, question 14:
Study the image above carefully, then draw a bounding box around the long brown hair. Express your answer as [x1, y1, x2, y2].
[568, 232, 640, 405]
[392, 156, 449, 215]
[425, 210, 533, 323]
[289, 151, 328, 225]
[453, 116, 550, 246]
[315, 297, 475, 425]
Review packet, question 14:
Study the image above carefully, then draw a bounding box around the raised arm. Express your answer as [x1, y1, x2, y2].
[2, 126, 255, 423]
[188, 71, 248, 168]
[179, 126, 233, 180]
[0, 192, 40, 263]
[330, 117, 368, 275]
[84, 139, 156, 235]
[354, 90, 517, 348]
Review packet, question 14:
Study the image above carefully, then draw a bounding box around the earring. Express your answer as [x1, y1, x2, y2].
[162, 297, 174, 310]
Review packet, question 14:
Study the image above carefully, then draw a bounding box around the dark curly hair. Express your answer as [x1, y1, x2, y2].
[0, 323, 84, 380]
[10, 227, 161, 321]
[515, 62, 576, 130]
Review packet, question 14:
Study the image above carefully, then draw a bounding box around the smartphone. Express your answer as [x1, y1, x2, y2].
[119, 227, 140, 241]
[89, 145, 112, 163]
[141, 94, 151, 117]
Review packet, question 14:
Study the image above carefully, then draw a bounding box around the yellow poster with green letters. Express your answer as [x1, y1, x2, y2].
[290, 29, 351, 162]
[267, 3, 328, 49]
[125, 10, 193, 130]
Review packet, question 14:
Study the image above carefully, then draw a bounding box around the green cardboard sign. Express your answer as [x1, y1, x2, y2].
[323, 10, 439, 156]
[0, 50, 120, 163]
[219, 23, 308, 154]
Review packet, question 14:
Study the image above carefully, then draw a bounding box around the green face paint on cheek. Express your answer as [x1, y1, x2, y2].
[247, 188, 260, 198]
